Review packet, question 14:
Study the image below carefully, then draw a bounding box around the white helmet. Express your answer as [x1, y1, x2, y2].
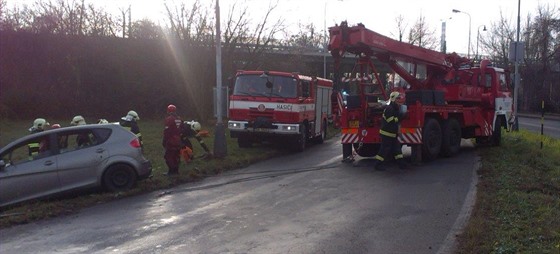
[127, 110, 139, 121]
[71, 115, 86, 126]
[389, 91, 401, 102]
[190, 121, 201, 132]
[30, 118, 50, 131]
[97, 119, 109, 124]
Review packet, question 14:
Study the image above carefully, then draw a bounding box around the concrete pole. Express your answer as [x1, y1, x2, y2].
[513, 0, 521, 131]
[323, 1, 327, 78]
[213, 0, 227, 157]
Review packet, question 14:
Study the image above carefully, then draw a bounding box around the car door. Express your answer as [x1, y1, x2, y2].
[0, 134, 59, 207]
[55, 128, 108, 189]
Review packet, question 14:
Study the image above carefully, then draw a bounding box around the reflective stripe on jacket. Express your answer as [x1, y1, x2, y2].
[379, 102, 400, 138]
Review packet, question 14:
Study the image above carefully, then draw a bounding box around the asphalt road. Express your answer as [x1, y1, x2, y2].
[518, 115, 560, 139]
[0, 138, 479, 254]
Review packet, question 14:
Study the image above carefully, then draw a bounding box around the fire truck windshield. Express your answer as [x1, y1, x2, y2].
[234, 75, 297, 98]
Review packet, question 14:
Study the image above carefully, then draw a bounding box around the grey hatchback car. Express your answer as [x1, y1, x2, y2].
[0, 124, 152, 208]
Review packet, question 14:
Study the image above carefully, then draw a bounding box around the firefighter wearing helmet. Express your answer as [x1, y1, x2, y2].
[29, 118, 50, 133]
[70, 115, 90, 146]
[28, 118, 50, 158]
[372, 91, 408, 171]
[70, 115, 86, 126]
[180, 120, 212, 162]
[120, 110, 143, 149]
[163, 104, 183, 176]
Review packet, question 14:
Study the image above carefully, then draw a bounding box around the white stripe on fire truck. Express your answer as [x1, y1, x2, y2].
[336, 92, 343, 113]
[229, 101, 315, 113]
[341, 133, 359, 144]
[398, 128, 422, 144]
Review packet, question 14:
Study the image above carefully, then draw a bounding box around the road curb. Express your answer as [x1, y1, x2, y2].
[518, 113, 560, 121]
[437, 156, 480, 254]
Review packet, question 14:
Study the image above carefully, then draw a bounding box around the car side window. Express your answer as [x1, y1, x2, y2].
[57, 130, 98, 154]
[92, 128, 111, 144]
[1, 136, 51, 166]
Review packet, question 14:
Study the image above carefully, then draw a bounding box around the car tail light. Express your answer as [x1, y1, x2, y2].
[129, 138, 142, 148]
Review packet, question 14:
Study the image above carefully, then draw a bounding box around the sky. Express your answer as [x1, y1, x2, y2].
[6, 0, 559, 55]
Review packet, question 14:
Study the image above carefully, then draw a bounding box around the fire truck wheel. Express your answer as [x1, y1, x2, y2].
[492, 118, 502, 146]
[292, 124, 307, 152]
[441, 118, 461, 157]
[422, 118, 442, 161]
[315, 120, 327, 144]
[238, 135, 252, 148]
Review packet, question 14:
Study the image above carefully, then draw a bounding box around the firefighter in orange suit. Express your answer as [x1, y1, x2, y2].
[163, 104, 183, 176]
[372, 91, 408, 171]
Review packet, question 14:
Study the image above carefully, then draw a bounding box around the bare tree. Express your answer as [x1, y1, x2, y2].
[164, 0, 213, 45]
[0, 0, 120, 36]
[482, 10, 516, 67]
[520, 4, 560, 111]
[130, 19, 163, 39]
[407, 13, 438, 50]
[222, 0, 285, 71]
[284, 22, 323, 49]
[85, 4, 117, 37]
[392, 15, 407, 42]
[118, 5, 130, 38]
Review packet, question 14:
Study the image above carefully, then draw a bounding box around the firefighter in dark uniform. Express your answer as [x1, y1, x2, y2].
[163, 104, 183, 176]
[28, 118, 49, 159]
[120, 110, 143, 149]
[372, 91, 408, 171]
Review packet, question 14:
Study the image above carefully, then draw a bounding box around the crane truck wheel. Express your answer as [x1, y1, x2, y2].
[492, 118, 502, 146]
[353, 143, 381, 157]
[441, 118, 462, 157]
[342, 144, 353, 162]
[422, 118, 442, 161]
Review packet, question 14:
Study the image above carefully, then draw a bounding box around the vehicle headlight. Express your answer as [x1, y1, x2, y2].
[228, 122, 240, 128]
[282, 125, 298, 131]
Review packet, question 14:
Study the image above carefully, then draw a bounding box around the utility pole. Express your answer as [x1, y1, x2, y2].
[213, 0, 227, 157]
[513, 0, 521, 131]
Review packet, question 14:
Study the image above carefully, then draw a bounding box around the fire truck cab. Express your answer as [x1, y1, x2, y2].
[228, 70, 333, 152]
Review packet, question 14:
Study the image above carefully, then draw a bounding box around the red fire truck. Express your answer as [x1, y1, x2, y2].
[228, 70, 333, 151]
[328, 22, 514, 162]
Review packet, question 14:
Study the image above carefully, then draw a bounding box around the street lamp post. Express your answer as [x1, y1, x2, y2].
[452, 9, 471, 58]
[476, 25, 487, 60]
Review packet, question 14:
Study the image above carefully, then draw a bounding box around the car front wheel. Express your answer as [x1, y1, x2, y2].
[103, 164, 137, 192]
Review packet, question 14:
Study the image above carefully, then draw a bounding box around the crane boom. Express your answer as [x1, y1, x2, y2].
[328, 22, 471, 90]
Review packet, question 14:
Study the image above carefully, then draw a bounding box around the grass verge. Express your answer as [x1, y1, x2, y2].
[0, 119, 339, 228]
[456, 130, 560, 253]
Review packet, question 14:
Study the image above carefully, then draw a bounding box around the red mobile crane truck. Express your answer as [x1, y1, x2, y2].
[328, 22, 514, 162]
[228, 70, 333, 152]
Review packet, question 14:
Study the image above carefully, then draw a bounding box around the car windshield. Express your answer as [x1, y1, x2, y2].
[234, 74, 297, 98]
